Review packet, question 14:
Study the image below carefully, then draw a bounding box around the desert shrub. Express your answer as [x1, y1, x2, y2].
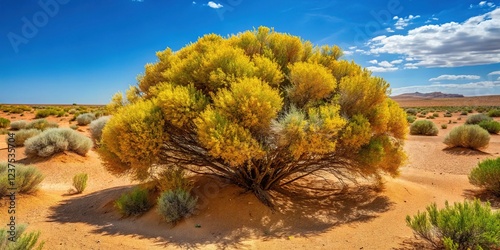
[68, 109, 77, 114]
[24, 128, 93, 157]
[410, 120, 438, 136]
[76, 113, 96, 126]
[469, 157, 500, 195]
[466, 113, 492, 125]
[406, 115, 416, 124]
[10, 120, 27, 130]
[70, 125, 78, 130]
[153, 166, 192, 192]
[406, 108, 418, 116]
[157, 189, 197, 224]
[426, 116, 435, 119]
[0, 118, 10, 128]
[443, 113, 452, 117]
[8, 129, 42, 147]
[478, 120, 500, 134]
[460, 111, 468, 115]
[488, 109, 500, 117]
[0, 129, 8, 135]
[406, 199, 500, 250]
[0, 224, 45, 250]
[35, 108, 62, 118]
[72, 173, 88, 194]
[115, 187, 153, 216]
[417, 114, 426, 118]
[443, 125, 490, 149]
[89, 116, 110, 144]
[441, 124, 447, 129]
[457, 117, 462, 121]
[432, 113, 439, 117]
[25, 119, 59, 131]
[0, 163, 44, 195]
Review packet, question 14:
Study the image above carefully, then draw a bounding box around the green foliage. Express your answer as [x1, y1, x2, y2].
[0, 117, 10, 128]
[0, 163, 44, 195]
[432, 113, 439, 117]
[478, 120, 500, 134]
[461, 111, 468, 115]
[444, 125, 490, 150]
[35, 108, 64, 118]
[72, 173, 88, 194]
[76, 113, 96, 126]
[406, 199, 500, 250]
[469, 157, 500, 195]
[406, 115, 416, 124]
[25, 119, 59, 131]
[153, 166, 192, 192]
[157, 189, 197, 224]
[8, 129, 42, 147]
[69, 125, 78, 130]
[410, 120, 438, 136]
[466, 113, 492, 125]
[89, 116, 110, 144]
[488, 109, 500, 117]
[25, 128, 93, 157]
[0, 224, 45, 250]
[406, 108, 418, 116]
[10, 120, 27, 130]
[115, 187, 153, 216]
[441, 124, 447, 129]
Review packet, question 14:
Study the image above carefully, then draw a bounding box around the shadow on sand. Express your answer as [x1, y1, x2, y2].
[463, 189, 500, 209]
[47, 176, 394, 249]
[442, 147, 491, 156]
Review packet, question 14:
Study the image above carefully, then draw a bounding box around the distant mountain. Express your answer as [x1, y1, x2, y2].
[392, 92, 464, 99]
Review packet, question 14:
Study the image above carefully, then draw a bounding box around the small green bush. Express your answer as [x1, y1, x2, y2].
[8, 129, 42, 147]
[469, 157, 500, 195]
[89, 116, 110, 144]
[444, 125, 490, 149]
[406, 108, 418, 116]
[24, 128, 93, 157]
[441, 124, 447, 129]
[0, 118, 10, 128]
[406, 199, 500, 250]
[406, 115, 416, 124]
[35, 109, 56, 119]
[432, 113, 439, 117]
[0, 163, 45, 195]
[488, 109, 500, 117]
[157, 188, 197, 224]
[69, 125, 78, 130]
[10, 120, 27, 130]
[460, 111, 468, 115]
[154, 166, 192, 192]
[76, 113, 96, 126]
[443, 113, 452, 117]
[115, 187, 153, 216]
[0, 224, 45, 250]
[478, 120, 500, 134]
[25, 119, 59, 131]
[466, 113, 492, 125]
[410, 120, 438, 136]
[72, 173, 88, 194]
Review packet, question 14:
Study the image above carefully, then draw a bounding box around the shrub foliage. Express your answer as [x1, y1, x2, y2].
[76, 113, 96, 126]
[157, 189, 197, 224]
[406, 199, 500, 250]
[25, 119, 59, 131]
[72, 173, 88, 194]
[0, 118, 10, 128]
[99, 26, 408, 207]
[10, 120, 27, 130]
[25, 128, 93, 157]
[410, 120, 438, 136]
[478, 120, 500, 134]
[469, 157, 500, 195]
[0, 163, 44, 196]
[466, 113, 492, 125]
[7, 129, 41, 147]
[89, 116, 110, 144]
[115, 187, 153, 216]
[443, 125, 490, 150]
[0, 224, 45, 250]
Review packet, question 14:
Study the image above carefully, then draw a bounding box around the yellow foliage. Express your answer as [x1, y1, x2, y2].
[288, 62, 337, 108]
[195, 108, 265, 166]
[340, 114, 372, 151]
[157, 83, 208, 127]
[386, 99, 409, 139]
[251, 55, 284, 87]
[338, 74, 388, 117]
[138, 48, 174, 95]
[106, 92, 124, 114]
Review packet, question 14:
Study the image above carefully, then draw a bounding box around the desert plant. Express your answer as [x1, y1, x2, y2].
[460, 111, 468, 115]
[488, 109, 500, 117]
[153, 166, 192, 192]
[7, 129, 42, 147]
[466, 113, 492, 125]
[441, 124, 447, 129]
[0, 117, 10, 128]
[89, 116, 110, 144]
[410, 120, 438, 136]
[25, 119, 59, 131]
[406, 199, 500, 250]
[0, 224, 45, 250]
[24, 128, 93, 157]
[35, 109, 58, 119]
[99, 26, 408, 207]
[72, 173, 88, 194]
[0, 163, 44, 195]
[478, 120, 500, 134]
[157, 188, 197, 224]
[469, 157, 500, 195]
[432, 113, 439, 117]
[10, 120, 27, 130]
[69, 125, 78, 130]
[406, 115, 416, 124]
[444, 125, 490, 150]
[76, 113, 96, 126]
[444, 113, 452, 117]
[406, 108, 418, 116]
[115, 187, 153, 216]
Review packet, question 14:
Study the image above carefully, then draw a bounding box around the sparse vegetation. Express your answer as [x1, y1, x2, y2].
[35, 108, 65, 119]
[478, 120, 500, 134]
[115, 187, 153, 216]
[443, 125, 490, 150]
[441, 124, 447, 129]
[469, 157, 500, 195]
[153, 166, 192, 192]
[406, 108, 418, 116]
[89, 116, 110, 144]
[76, 113, 96, 126]
[0, 224, 45, 250]
[0, 163, 44, 196]
[406, 115, 416, 124]
[24, 128, 93, 157]
[0, 117, 10, 128]
[406, 199, 500, 250]
[410, 120, 438, 136]
[25, 119, 59, 131]
[8, 129, 42, 147]
[157, 188, 197, 224]
[488, 109, 500, 117]
[72, 173, 88, 194]
[10, 120, 27, 130]
[465, 113, 492, 125]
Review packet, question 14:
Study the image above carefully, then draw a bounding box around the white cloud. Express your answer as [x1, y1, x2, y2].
[132, 0, 144, 2]
[391, 59, 403, 64]
[470, 1, 496, 8]
[429, 75, 481, 81]
[367, 60, 398, 72]
[488, 71, 500, 76]
[378, 61, 393, 67]
[207, 1, 223, 8]
[369, 59, 378, 64]
[392, 80, 500, 96]
[385, 27, 395, 33]
[394, 15, 420, 30]
[368, 8, 500, 68]
[193, 1, 196, 4]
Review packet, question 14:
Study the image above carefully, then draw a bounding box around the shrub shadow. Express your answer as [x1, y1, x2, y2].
[47, 176, 394, 249]
[463, 189, 500, 208]
[442, 147, 490, 156]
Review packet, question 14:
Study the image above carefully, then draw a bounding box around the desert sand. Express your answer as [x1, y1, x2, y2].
[0, 108, 499, 249]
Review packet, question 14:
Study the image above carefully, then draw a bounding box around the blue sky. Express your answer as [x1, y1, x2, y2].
[1, 0, 499, 104]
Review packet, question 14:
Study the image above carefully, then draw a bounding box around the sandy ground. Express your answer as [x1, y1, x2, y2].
[0, 109, 499, 249]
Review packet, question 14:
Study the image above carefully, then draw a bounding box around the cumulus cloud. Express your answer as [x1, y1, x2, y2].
[366, 60, 398, 72]
[207, 1, 223, 8]
[368, 8, 500, 68]
[392, 80, 500, 96]
[429, 75, 481, 81]
[488, 71, 500, 76]
[393, 15, 420, 30]
[470, 1, 496, 8]
[386, 27, 395, 33]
